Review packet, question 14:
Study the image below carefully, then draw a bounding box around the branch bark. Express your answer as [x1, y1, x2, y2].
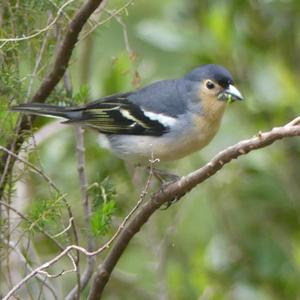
[68, 126, 95, 300]
[87, 117, 300, 300]
[0, 0, 105, 199]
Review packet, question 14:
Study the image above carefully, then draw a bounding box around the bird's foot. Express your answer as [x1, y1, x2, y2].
[150, 168, 181, 209]
[151, 168, 181, 183]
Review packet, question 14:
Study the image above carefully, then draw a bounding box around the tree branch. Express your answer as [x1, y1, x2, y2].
[0, 0, 105, 199]
[67, 126, 95, 300]
[87, 117, 300, 300]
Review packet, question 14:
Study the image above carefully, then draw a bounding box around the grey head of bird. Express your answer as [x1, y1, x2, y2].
[184, 64, 243, 103]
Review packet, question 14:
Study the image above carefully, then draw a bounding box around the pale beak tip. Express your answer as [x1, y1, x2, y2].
[224, 84, 244, 102]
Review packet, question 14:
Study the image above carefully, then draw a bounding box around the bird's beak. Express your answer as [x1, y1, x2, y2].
[218, 84, 244, 102]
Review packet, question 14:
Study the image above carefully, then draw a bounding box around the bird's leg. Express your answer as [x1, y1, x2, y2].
[152, 168, 181, 183]
[149, 167, 181, 209]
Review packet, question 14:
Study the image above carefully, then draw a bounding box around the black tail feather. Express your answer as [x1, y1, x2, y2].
[10, 103, 77, 120]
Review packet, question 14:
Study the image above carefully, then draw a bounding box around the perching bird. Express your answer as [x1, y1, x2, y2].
[11, 64, 243, 164]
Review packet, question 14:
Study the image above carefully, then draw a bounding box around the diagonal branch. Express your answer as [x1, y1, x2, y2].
[69, 126, 95, 300]
[0, 0, 105, 199]
[87, 117, 300, 300]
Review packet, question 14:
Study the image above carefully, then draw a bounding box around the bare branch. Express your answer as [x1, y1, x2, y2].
[87, 118, 300, 300]
[80, 1, 133, 41]
[75, 127, 93, 251]
[105, 9, 132, 54]
[51, 217, 74, 238]
[66, 126, 95, 300]
[0, 0, 106, 200]
[26, 16, 53, 99]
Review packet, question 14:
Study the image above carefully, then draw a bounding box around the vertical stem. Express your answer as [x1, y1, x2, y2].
[71, 126, 95, 300]
[75, 127, 93, 250]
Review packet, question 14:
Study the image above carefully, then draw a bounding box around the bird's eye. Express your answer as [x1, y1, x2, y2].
[206, 81, 215, 90]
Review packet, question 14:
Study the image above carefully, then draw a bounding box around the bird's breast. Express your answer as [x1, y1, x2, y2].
[192, 100, 226, 144]
[144, 104, 226, 161]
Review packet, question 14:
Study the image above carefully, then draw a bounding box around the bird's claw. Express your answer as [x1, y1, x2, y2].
[149, 168, 181, 209]
[151, 168, 180, 183]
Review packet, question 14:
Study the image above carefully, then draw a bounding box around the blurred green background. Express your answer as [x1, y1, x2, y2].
[1, 0, 300, 299]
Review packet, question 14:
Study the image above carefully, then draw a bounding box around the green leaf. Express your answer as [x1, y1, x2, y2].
[26, 194, 64, 231]
[90, 178, 117, 236]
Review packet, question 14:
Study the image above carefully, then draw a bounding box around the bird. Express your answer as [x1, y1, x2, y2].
[11, 64, 243, 166]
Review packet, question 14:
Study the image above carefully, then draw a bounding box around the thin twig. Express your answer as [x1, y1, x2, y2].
[0, 145, 71, 204]
[60, 65, 83, 300]
[5, 171, 14, 290]
[0, 0, 76, 44]
[26, 14, 53, 99]
[3, 240, 59, 300]
[0, 117, 23, 194]
[0, 147, 78, 261]
[105, 9, 131, 53]
[80, 0, 134, 41]
[69, 126, 96, 300]
[0, 202, 61, 252]
[3, 153, 158, 300]
[51, 217, 74, 238]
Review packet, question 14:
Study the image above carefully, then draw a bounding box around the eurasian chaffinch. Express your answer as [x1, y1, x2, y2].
[11, 64, 243, 164]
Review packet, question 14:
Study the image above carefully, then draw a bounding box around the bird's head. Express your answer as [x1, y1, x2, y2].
[185, 64, 244, 103]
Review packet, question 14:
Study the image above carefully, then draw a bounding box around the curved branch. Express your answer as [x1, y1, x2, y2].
[0, 0, 105, 198]
[87, 117, 300, 300]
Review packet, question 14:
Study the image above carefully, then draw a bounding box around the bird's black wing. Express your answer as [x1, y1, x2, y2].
[65, 94, 169, 136]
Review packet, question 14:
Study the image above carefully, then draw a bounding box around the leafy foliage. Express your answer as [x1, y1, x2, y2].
[90, 178, 117, 236]
[26, 195, 64, 231]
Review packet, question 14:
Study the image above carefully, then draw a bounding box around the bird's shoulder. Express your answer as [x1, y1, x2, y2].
[81, 79, 185, 115]
[128, 79, 187, 117]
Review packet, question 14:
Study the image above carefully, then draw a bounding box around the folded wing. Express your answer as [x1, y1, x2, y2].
[11, 94, 172, 136]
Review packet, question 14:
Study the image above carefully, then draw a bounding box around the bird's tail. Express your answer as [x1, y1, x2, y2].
[10, 103, 81, 120]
